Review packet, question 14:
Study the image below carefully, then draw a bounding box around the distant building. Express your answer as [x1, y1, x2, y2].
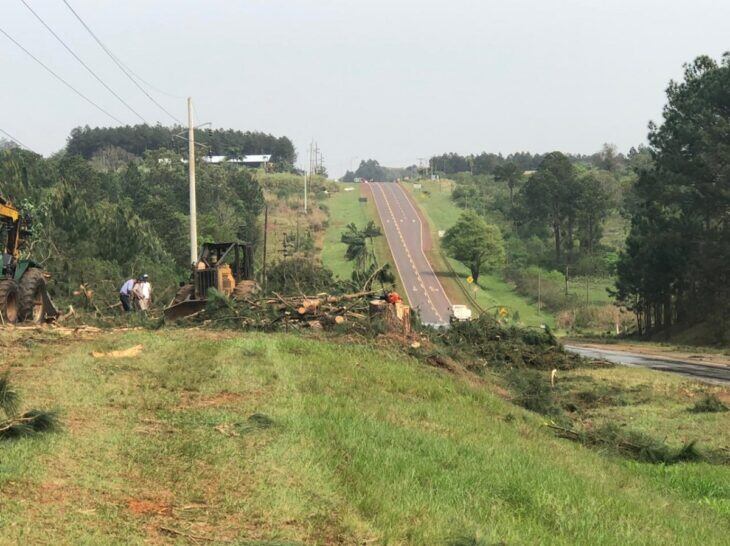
[177, 154, 272, 168]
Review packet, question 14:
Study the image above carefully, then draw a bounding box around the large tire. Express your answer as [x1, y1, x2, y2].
[18, 268, 47, 323]
[172, 283, 195, 304]
[0, 279, 20, 325]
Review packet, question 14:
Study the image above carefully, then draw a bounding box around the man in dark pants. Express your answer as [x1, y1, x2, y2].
[119, 277, 136, 312]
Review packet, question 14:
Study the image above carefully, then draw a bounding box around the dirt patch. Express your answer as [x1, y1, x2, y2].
[91, 344, 143, 358]
[178, 390, 255, 409]
[128, 498, 173, 516]
[568, 341, 730, 369]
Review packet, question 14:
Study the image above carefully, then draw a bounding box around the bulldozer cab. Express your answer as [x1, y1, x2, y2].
[164, 241, 255, 320]
[193, 242, 253, 299]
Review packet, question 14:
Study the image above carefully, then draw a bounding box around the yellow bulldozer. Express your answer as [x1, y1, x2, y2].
[164, 242, 259, 320]
[0, 196, 58, 324]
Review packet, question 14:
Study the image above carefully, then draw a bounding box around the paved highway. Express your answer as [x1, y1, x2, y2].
[565, 344, 730, 385]
[367, 182, 451, 326]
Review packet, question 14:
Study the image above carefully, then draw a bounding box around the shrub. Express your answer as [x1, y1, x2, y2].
[689, 394, 728, 413]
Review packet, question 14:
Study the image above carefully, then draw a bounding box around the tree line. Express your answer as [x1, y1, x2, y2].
[66, 124, 297, 171]
[614, 55, 730, 341]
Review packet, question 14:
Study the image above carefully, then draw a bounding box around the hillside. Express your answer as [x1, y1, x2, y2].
[1, 328, 728, 544]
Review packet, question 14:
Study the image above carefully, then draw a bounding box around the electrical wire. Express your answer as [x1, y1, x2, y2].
[19, 0, 146, 123]
[0, 25, 125, 124]
[0, 128, 36, 153]
[61, 0, 183, 124]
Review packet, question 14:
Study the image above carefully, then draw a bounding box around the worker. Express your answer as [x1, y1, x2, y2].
[119, 277, 136, 312]
[386, 291, 402, 304]
[134, 274, 152, 311]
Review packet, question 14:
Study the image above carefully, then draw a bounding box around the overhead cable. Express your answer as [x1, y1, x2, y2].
[61, 0, 183, 124]
[19, 0, 146, 123]
[0, 25, 125, 124]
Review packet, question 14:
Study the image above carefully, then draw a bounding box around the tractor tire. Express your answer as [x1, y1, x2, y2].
[172, 284, 195, 304]
[18, 268, 47, 323]
[0, 279, 20, 325]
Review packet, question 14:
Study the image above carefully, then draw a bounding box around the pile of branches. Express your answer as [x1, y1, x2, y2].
[0, 374, 58, 440]
[183, 289, 380, 331]
[434, 314, 590, 371]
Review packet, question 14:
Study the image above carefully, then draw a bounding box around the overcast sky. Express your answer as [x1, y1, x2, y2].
[2, 0, 729, 176]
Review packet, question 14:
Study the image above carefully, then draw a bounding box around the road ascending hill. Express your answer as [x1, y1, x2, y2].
[367, 181, 451, 326]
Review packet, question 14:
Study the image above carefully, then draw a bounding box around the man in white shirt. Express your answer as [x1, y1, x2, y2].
[134, 274, 152, 311]
[119, 278, 136, 312]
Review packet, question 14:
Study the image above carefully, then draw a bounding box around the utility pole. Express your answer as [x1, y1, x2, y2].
[187, 97, 198, 265]
[262, 205, 269, 291]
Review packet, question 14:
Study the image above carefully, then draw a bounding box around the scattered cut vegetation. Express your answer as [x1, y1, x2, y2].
[0, 374, 58, 440]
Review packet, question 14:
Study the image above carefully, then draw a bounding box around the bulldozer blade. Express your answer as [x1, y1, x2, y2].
[163, 299, 207, 321]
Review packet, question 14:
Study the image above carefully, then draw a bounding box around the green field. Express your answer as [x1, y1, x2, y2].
[320, 186, 373, 280]
[321, 185, 408, 299]
[1, 328, 728, 544]
[402, 181, 550, 327]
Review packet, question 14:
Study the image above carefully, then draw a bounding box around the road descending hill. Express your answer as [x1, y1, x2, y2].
[1, 329, 728, 544]
[368, 181, 452, 326]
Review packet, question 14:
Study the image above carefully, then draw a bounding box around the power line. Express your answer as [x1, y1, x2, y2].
[19, 0, 146, 123]
[61, 0, 183, 124]
[0, 25, 125, 124]
[0, 128, 36, 153]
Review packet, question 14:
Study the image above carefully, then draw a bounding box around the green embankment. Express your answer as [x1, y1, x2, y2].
[321, 186, 373, 280]
[1, 329, 728, 544]
[402, 180, 551, 327]
[321, 185, 407, 299]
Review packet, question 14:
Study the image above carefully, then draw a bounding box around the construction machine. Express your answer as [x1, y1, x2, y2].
[164, 242, 259, 320]
[0, 196, 58, 324]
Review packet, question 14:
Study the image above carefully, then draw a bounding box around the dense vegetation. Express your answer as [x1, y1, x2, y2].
[341, 158, 417, 182]
[66, 124, 297, 170]
[614, 55, 730, 342]
[0, 146, 265, 304]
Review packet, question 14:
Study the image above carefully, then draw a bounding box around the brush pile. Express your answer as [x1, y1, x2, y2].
[178, 288, 394, 332]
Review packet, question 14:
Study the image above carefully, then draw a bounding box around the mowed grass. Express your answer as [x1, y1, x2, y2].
[402, 181, 549, 327]
[322, 185, 409, 300]
[321, 186, 372, 280]
[1, 329, 729, 544]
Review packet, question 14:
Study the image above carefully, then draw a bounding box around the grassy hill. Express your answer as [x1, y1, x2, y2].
[1, 328, 728, 544]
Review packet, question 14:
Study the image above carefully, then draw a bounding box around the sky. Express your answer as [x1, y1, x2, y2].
[1, 0, 729, 177]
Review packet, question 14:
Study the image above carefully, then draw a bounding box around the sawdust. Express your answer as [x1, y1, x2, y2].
[91, 344, 143, 358]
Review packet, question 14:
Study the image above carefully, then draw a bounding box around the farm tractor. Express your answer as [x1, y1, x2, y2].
[0, 196, 58, 324]
[164, 242, 259, 320]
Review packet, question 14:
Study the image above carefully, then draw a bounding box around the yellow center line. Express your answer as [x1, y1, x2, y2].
[372, 183, 444, 322]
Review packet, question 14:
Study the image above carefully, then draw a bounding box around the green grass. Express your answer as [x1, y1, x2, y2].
[403, 181, 550, 327]
[321, 185, 409, 300]
[321, 187, 371, 280]
[1, 329, 728, 544]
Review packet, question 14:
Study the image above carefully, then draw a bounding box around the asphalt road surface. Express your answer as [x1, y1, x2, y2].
[367, 182, 452, 326]
[565, 344, 730, 385]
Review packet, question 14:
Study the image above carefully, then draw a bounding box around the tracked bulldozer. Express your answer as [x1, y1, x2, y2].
[0, 196, 58, 324]
[164, 242, 259, 320]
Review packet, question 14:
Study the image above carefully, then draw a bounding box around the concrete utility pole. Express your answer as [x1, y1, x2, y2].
[187, 97, 198, 265]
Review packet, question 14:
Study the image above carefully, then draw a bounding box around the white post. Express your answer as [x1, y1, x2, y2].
[304, 141, 310, 214]
[187, 97, 198, 265]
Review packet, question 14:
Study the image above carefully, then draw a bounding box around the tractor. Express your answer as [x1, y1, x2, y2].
[0, 196, 58, 324]
[164, 242, 259, 320]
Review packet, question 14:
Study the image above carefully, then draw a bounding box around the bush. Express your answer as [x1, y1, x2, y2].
[689, 394, 728, 413]
[266, 257, 338, 295]
[507, 369, 561, 416]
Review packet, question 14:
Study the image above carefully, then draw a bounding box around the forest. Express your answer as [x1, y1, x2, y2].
[65, 124, 297, 170]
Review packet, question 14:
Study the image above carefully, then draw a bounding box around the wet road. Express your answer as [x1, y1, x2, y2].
[367, 182, 452, 326]
[565, 345, 730, 385]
